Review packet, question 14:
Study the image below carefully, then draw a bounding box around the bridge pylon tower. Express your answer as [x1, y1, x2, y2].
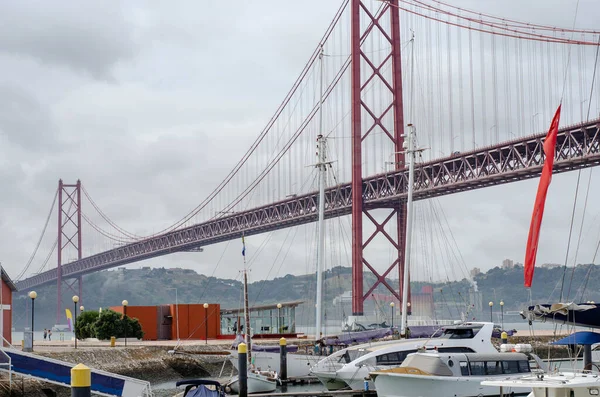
[351, 0, 410, 315]
[56, 179, 83, 324]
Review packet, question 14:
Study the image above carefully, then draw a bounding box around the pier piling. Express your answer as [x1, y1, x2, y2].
[71, 363, 91, 397]
[238, 343, 247, 397]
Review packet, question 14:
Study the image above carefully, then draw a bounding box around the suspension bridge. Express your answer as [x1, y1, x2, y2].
[13, 0, 600, 323]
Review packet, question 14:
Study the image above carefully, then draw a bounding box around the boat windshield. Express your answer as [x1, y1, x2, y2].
[337, 348, 370, 364]
[438, 326, 482, 339]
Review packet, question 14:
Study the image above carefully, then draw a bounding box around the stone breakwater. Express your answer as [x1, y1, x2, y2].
[2, 344, 234, 397]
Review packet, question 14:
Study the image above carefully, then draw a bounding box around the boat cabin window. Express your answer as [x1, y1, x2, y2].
[339, 349, 369, 364]
[459, 361, 469, 376]
[503, 360, 519, 374]
[437, 347, 475, 353]
[466, 360, 531, 376]
[518, 360, 530, 372]
[469, 361, 486, 375]
[376, 350, 417, 366]
[485, 361, 502, 375]
[440, 327, 481, 339]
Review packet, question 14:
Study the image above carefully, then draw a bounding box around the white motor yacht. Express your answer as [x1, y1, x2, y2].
[372, 350, 536, 397]
[311, 321, 498, 391]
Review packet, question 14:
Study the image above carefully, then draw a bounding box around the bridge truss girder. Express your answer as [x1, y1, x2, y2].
[15, 121, 600, 292]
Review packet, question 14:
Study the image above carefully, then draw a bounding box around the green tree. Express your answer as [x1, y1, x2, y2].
[75, 310, 99, 339]
[94, 309, 144, 340]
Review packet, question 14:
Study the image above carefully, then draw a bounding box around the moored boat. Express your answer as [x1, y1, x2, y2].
[371, 350, 539, 397]
[312, 321, 498, 391]
[227, 370, 279, 395]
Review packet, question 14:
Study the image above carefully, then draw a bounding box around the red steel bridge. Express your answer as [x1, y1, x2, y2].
[14, 0, 600, 321]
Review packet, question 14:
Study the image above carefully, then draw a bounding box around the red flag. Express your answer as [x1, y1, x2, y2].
[524, 105, 561, 288]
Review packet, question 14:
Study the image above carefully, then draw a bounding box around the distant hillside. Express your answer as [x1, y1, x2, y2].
[13, 264, 600, 330]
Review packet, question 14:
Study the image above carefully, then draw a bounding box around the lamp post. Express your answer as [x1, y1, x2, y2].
[167, 288, 180, 343]
[72, 295, 79, 349]
[29, 291, 37, 351]
[390, 302, 395, 328]
[500, 300, 504, 331]
[203, 303, 209, 344]
[122, 300, 128, 347]
[488, 301, 494, 323]
[277, 303, 282, 334]
[80, 306, 84, 312]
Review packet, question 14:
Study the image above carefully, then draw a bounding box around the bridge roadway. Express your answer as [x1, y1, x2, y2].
[16, 119, 600, 291]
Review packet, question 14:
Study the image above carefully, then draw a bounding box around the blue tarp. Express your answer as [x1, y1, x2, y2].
[525, 303, 600, 329]
[551, 331, 600, 346]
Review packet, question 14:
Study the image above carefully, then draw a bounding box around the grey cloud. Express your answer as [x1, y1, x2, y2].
[0, 84, 57, 150]
[1, 0, 600, 287]
[0, 2, 135, 79]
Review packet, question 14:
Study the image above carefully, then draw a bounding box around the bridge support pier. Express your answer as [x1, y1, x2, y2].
[350, 0, 409, 314]
[57, 180, 83, 324]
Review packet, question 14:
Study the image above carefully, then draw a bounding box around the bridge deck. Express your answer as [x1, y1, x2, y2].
[16, 119, 600, 291]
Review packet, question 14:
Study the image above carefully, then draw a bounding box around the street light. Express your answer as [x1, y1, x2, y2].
[277, 303, 282, 334]
[122, 300, 128, 347]
[500, 300, 504, 331]
[167, 288, 180, 343]
[488, 301, 494, 323]
[80, 306, 84, 312]
[72, 295, 79, 349]
[28, 291, 37, 351]
[203, 303, 209, 345]
[390, 302, 395, 328]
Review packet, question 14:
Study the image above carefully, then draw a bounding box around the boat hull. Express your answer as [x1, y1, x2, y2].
[228, 350, 320, 378]
[311, 371, 348, 391]
[228, 372, 277, 394]
[374, 373, 531, 397]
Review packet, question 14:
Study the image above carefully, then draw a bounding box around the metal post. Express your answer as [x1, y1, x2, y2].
[29, 292, 37, 351]
[500, 300, 504, 330]
[74, 302, 77, 349]
[238, 343, 247, 397]
[400, 125, 416, 337]
[203, 303, 209, 344]
[277, 303, 282, 334]
[280, 337, 287, 392]
[489, 301, 493, 323]
[71, 363, 91, 397]
[315, 132, 327, 340]
[122, 300, 128, 347]
[72, 295, 79, 349]
[175, 289, 179, 342]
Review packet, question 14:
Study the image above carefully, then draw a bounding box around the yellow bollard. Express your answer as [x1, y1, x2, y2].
[71, 363, 91, 397]
[110, 336, 116, 347]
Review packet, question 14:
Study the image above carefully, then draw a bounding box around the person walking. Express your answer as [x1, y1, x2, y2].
[48, 329, 52, 341]
[43, 329, 47, 341]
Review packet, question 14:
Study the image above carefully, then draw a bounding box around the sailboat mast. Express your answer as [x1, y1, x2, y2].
[243, 268, 252, 363]
[400, 124, 416, 337]
[315, 45, 326, 341]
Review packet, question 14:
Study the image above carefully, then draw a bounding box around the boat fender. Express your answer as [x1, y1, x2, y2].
[500, 344, 515, 352]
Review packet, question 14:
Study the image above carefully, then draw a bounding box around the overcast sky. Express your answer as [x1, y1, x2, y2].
[1, 0, 600, 291]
